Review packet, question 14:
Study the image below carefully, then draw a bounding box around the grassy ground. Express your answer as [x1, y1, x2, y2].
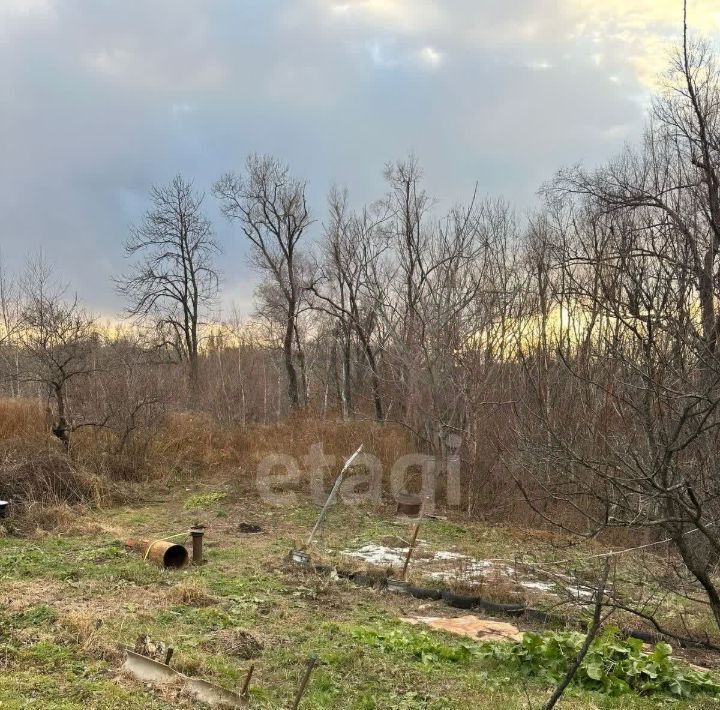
[1, 479, 719, 709]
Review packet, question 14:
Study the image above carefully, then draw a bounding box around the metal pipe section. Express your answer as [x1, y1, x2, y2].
[190, 528, 205, 565]
[124, 538, 189, 569]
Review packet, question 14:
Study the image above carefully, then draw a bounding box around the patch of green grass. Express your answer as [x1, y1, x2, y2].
[11, 603, 59, 627]
[353, 624, 478, 664]
[155, 604, 246, 631]
[353, 622, 720, 702]
[183, 492, 227, 510]
[0, 643, 171, 709]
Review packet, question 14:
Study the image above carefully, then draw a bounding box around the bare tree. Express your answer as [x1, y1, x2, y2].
[0, 254, 21, 396]
[117, 174, 220, 385]
[18, 257, 97, 449]
[214, 155, 312, 409]
[516, 21, 720, 631]
[310, 186, 390, 421]
[381, 154, 433, 420]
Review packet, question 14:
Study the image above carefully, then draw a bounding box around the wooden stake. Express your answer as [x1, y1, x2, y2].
[291, 656, 318, 709]
[401, 503, 425, 580]
[240, 664, 254, 697]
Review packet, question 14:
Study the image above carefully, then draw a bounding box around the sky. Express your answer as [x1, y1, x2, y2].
[1, 0, 719, 317]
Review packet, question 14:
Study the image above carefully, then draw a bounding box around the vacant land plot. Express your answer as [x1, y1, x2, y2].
[1, 479, 720, 709]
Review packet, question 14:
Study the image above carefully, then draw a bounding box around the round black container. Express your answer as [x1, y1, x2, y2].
[441, 590, 479, 609]
[0, 501, 8, 519]
[407, 585, 442, 601]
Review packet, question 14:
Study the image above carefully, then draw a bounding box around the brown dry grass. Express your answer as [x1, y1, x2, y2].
[0, 396, 417, 525]
[0, 398, 106, 518]
[0, 440, 106, 517]
[0, 397, 46, 440]
[58, 611, 120, 662]
[147, 409, 415, 479]
[166, 579, 217, 607]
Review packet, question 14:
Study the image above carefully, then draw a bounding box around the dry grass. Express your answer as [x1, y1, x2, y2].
[147, 409, 415, 480]
[58, 611, 119, 662]
[0, 398, 46, 441]
[0, 396, 417, 526]
[0, 398, 107, 522]
[203, 628, 264, 659]
[166, 579, 217, 607]
[0, 442, 105, 508]
[17, 503, 94, 534]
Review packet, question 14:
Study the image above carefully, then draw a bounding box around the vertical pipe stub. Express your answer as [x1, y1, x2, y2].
[190, 527, 205, 566]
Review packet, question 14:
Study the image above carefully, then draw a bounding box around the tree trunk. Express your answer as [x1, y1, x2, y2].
[675, 535, 720, 632]
[364, 342, 384, 422]
[340, 325, 352, 419]
[294, 322, 309, 407]
[53, 383, 70, 451]
[285, 308, 300, 409]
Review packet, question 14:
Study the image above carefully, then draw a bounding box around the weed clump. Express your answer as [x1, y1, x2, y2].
[183, 492, 227, 510]
[167, 579, 217, 607]
[204, 628, 263, 659]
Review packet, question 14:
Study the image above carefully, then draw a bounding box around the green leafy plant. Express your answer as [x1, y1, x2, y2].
[183, 492, 226, 510]
[480, 627, 720, 698]
[352, 626, 476, 665]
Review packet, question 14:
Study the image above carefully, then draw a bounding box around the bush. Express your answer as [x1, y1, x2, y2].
[0, 443, 105, 508]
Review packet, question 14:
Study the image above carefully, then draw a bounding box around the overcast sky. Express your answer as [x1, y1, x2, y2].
[1, 0, 719, 317]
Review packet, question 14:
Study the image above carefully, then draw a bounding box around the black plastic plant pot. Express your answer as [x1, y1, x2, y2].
[407, 585, 442, 601]
[0, 501, 8, 519]
[476, 598, 526, 617]
[351, 573, 373, 587]
[441, 590, 479, 609]
[387, 578, 410, 595]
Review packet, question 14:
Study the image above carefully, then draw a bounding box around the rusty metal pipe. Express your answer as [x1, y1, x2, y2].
[124, 538, 189, 569]
[190, 528, 204, 565]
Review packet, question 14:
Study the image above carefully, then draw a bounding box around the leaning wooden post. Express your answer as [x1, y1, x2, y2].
[291, 656, 318, 709]
[305, 445, 363, 549]
[240, 663, 254, 697]
[400, 502, 425, 580]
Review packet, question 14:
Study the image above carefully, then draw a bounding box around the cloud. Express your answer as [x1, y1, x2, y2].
[0, 0, 718, 315]
[0, 0, 55, 19]
[325, 0, 443, 34]
[418, 46, 443, 68]
[315, 0, 720, 90]
[526, 60, 553, 71]
[0, 0, 56, 41]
